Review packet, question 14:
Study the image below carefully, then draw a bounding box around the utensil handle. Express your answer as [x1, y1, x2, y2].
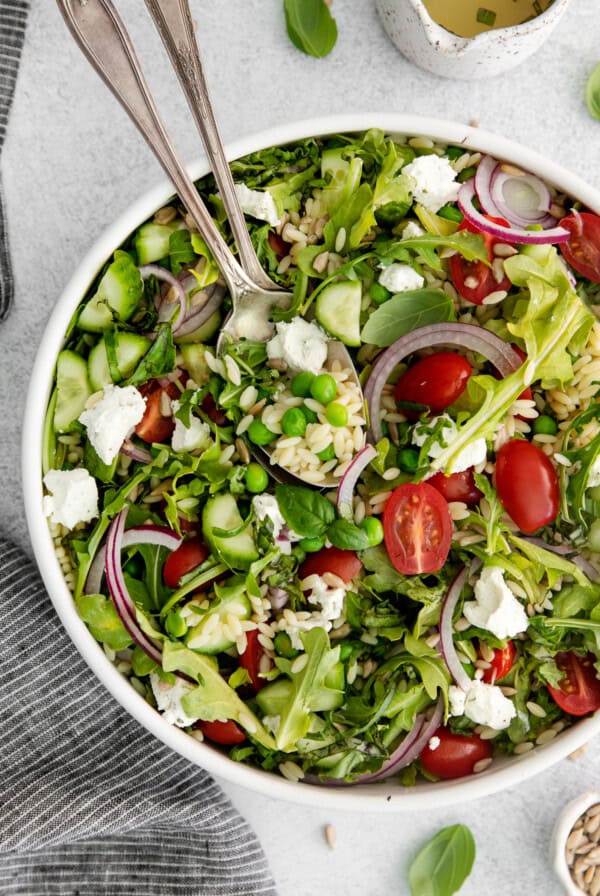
[56, 0, 252, 297]
[143, 0, 276, 291]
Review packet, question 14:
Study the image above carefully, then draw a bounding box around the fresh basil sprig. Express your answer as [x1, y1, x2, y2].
[408, 824, 476, 896]
[283, 0, 338, 59]
[276, 484, 369, 550]
[360, 288, 455, 347]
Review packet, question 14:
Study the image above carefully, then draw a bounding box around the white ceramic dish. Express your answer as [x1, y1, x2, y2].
[552, 790, 600, 895]
[23, 113, 600, 811]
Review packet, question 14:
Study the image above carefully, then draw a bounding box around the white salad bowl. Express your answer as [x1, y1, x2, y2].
[22, 113, 600, 811]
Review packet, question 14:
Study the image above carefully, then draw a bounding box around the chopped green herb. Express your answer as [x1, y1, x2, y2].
[476, 7, 497, 26]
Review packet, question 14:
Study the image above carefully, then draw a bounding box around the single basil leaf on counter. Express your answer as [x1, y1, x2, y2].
[408, 824, 476, 896]
[327, 519, 371, 551]
[586, 61, 600, 121]
[360, 289, 455, 347]
[275, 484, 335, 537]
[284, 0, 337, 59]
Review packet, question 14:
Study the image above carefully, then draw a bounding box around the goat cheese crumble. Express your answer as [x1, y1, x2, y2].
[234, 183, 281, 227]
[171, 400, 211, 453]
[150, 673, 198, 728]
[463, 565, 529, 639]
[266, 318, 329, 375]
[449, 681, 516, 730]
[402, 155, 459, 213]
[78, 384, 146, 464]
[43, 468, 99, 530]
[378, 263, 425, 293]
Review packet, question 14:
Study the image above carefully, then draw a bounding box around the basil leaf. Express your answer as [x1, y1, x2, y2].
[275, 484, 335, 537]
[360, 289, 455, 347]
[409, 824, 476, 896]
[284, 0, 337, 59]
[327, 519, 371, 551]
[586, 61, 600, 121]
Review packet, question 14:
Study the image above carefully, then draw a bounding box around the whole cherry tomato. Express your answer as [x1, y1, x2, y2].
[299, 547, 362, 584]
[197, 718, 246, 745]
[495, 439, 559, 533]
[428, 468, 483, 507]
[420, 727, 493, 779]
[394, 352, 472, 420]
[163, 538, 210, 589]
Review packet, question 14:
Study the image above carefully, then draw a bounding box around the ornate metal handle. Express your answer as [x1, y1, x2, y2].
[143, 0, 276, 291]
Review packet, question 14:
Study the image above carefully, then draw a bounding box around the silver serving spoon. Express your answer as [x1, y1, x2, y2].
[56, 0, 366, 487]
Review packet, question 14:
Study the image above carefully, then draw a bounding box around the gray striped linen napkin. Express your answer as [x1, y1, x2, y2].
[0, 0, 29, 320]
[0, 536, 279, 895]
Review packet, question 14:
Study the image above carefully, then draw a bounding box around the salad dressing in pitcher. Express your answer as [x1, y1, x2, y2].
[422, 0, 554, 38]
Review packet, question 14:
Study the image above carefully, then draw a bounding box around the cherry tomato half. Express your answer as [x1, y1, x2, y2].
[449, 217, 512, 304]
[428, 468, 483, 507]
[197, 718, 246, 745]
[135, 379, 181, 444]
[163, 538, 210, 589]
[299, 546, 363, 584]
[558, 212, 600, 284]
[394, 352, 472, 420]
[383, 483, 452, 575]
[494, 439, 559, 534]
[480, 640, 516, 684]
[420, 727, 493, 779]
[547, 652, 600, 716]
[240, 629, 271, 692]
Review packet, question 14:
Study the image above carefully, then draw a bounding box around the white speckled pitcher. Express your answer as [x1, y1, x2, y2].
[375, 0, 572, 79]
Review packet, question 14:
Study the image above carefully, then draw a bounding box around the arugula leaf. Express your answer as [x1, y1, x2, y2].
[274, 627, 343, 752]
[284, 0, 337, 59]
[275, 484, 335, 537]
[168, 229, 195, 275]
[162, 641, 276, 750]
[409, 824, 476, 896]
[75, 592, 133, 650]
[361, 289, 455, 347]
[430, 245, 594, 474]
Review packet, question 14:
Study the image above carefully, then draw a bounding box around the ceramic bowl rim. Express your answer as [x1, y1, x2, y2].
[22, 112, 600, 812]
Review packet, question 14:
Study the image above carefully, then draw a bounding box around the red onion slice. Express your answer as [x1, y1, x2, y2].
[474, 154, 504, 221]
[364, 323, 523, 444]
[140, 263, 187, 330]
[458, 179, 570, 245]
[336, 444, 378, 520]
[489, 167, 555, 229]
[120, 439, 153, 465]
[85, 523, 182, 595]
[439, 566, 472, 691]
[105, 510, 164, 665]
[172, 281, 226, 337]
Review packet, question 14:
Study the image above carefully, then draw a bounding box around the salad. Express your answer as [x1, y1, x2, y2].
[42, 129, 600, 785]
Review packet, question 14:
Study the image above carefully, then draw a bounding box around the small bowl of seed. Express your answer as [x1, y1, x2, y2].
[553, 791, 600, 895]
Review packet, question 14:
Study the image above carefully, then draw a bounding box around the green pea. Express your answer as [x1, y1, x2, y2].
[325, 402, 349, 427]
[281, 407, 308, 437]
[291, 371, 315, 397]
[458, 166, 477, 183]
[274, 631, 300, 659]
[359, 516, 384, 547]
[300, 404, 318, 424]
[291, 545, 307, 564]
[397, 446, 419, 473]
[370, 282, 392, 305]
[245, 462, 268, 494]
[533, 414, 558, 436]
[247, 418, 277, 446]
[317, 443, 336, 461]
[165, 611, 187, 639]
[310, 373, 337, 405]
[299, 535, 325, 553]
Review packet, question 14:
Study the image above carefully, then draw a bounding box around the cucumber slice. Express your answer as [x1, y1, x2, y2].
[315, 280, 362, 346]
[203, 493, 258, 570]
[186, 582, 251, 654]
[256, 679, 292, 716]
[179, 343, 211, 386]
[88, 332, 151, 392]
[174, 310, 222, 346]
[134, 222, 179, 265]
[77, 251, 143, 333]
[53, 350, 92, 433]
